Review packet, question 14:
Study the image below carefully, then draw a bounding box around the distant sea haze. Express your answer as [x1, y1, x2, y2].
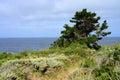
[0, 37, 120, 53]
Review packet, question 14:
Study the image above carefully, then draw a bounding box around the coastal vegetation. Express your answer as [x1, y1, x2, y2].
[0, 43, 120, 80]
[0, 9, 120, 80]
[51, 9, 111, 50]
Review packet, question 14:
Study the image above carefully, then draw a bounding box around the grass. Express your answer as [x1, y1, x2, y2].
[0, 43, 120, 80]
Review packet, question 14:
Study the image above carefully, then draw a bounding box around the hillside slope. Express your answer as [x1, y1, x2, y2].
[0, 43, 120, 80]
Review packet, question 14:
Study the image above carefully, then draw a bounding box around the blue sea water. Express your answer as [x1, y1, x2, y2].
[97, 37, 120, 45]
[0, 38, 57, 53]
[0, 37, 120, 53]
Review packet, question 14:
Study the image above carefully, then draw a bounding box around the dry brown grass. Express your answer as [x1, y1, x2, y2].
[25, 55, 86, 80]
[24, 73, 40, 80]
[39, 60, 81, 80]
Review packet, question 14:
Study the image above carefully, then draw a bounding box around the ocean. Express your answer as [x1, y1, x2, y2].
[0, 38, 57, 53]
[0, 37, 120, 53]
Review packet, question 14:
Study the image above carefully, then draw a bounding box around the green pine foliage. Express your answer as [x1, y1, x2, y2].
[51, 9, 111, 50]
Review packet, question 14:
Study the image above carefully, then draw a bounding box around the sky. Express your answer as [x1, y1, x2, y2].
[0, 0, 119, 38]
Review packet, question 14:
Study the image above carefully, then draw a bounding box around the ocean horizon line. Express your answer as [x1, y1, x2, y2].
[0, 36, 119, 38]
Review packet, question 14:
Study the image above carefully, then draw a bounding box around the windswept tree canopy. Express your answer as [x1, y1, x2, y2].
[51, 9, 111, 50]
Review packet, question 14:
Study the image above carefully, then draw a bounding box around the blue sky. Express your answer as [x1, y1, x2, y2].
[0, 0, 119, 37]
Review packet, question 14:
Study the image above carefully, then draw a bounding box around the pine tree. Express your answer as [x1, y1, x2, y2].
[51, 9, 111, 50]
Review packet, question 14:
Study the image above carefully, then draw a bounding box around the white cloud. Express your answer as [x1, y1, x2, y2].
[0, 0, 120, 37]
[1, 0, 119, 19]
